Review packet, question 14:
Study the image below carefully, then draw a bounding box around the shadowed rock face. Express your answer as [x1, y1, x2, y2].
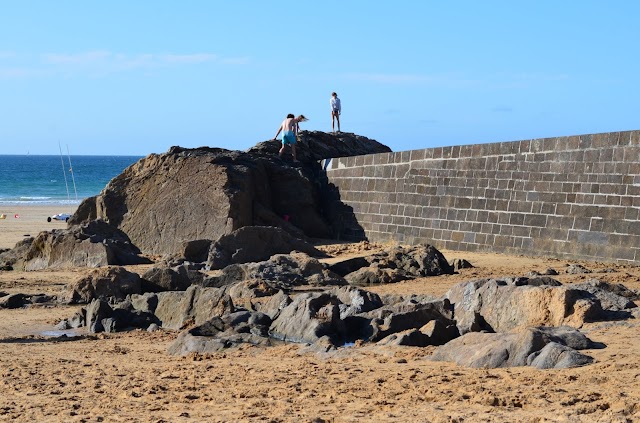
[70, 132, 391, 255]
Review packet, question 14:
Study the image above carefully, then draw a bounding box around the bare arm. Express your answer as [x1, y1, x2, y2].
[273, 123, 282, 140]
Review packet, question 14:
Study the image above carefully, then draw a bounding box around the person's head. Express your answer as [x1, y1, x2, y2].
[286, 113, 295, 119]
[331, 92, 337, 97]
[296, 114, 308, 122]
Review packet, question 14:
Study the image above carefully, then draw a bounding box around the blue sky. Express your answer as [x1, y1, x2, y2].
[1, 1, 638, 156]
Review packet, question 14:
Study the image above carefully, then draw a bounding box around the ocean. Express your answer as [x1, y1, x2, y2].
[0, 155, 143, 206]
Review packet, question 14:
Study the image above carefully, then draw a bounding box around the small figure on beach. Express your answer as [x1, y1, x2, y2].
[273, 114, 308, 162]
[330, 92, 341, 133]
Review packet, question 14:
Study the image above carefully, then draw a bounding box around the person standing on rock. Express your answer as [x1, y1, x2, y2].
[273, 114, 308, 162]
[330, 92, 341, 133]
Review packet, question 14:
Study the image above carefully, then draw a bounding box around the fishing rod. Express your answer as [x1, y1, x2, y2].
[66, 145, 78, 201]
[58, 141, 71, 202]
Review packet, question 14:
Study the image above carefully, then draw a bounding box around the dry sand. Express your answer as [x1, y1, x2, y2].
[0, 206, 639, 422]
[0, 205, 77, 250]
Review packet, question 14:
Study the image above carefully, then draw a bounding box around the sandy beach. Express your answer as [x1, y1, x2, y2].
[0, 207, 639, 422]
[0, 205, 79, 250]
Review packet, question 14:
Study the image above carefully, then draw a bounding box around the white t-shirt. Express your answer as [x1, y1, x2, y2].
[330, 97, 341, 112]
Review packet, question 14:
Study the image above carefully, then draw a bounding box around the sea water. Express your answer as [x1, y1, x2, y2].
[0, 155, 142, 206]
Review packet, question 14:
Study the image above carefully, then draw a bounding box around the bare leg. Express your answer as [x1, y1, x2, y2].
[331, 112, 335, 132]
[279, 144, 285, 157]
[336, 113, 341, 132]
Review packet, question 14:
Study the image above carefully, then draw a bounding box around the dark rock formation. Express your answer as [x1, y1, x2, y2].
[269, 292, 347, 345]
[0, 293, 28, 309]
[205, 226, 328, 270]
[445, 278, 636, 335]
[1, 220, 150, 271]
[449, 258, 473, 271]
[431, 326, 595, 369]
[0, 238, 33, 269]
[153, 285, 234, 330]
[335, 244, 454, 286]
[571, 279, 638, 311]
[202, 252, 347, 291]
[0, 293, 56, 309]
[168, 317, 273, 355]
[140, 263, 204, 293]
[226, 279, 279, 311]
[357, 298, 457, 343]
[69, 132, 391, 256]
[61, 266, 143, 304]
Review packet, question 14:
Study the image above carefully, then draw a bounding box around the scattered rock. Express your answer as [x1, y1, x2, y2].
[12, 220, 150, 271]
[566, 264, 592, 274]
[269, 292, 347, 344]
[431, 326, 594, 369]
[450, 258, 473, 271]
[205, 226, 328, 270]
[445, 279, 605, 334]
[61, 266, 142, 304]
[154, 285, 234, 330]
[203, 252, 346, 291]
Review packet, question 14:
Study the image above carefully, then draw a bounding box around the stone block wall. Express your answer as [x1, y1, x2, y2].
[324, 130, 640, 264]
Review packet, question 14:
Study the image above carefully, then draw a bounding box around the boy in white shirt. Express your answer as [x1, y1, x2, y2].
[330, 92, 341, 133]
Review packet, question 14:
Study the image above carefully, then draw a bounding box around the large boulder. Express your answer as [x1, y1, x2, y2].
[431, 326, 595, 369]
[340, 244, 454, 285]
[0, 238, 34, 269]
[6, 220, 149, 271]
[140, 263, 205, 293]
[202, 252, 347, 291]
[445, 279, 612, 334]
[205, 226, 328, 269]
[167, 322, 272, 355]
[61, 266, 142, 304]
[226, 279, 280, 311]
[70, 132, 391, 256]
[357, 298, 457, 343]
[153, 285, 234, 330]
[269, 292, 347, 344]
[570, 279, 638, 311]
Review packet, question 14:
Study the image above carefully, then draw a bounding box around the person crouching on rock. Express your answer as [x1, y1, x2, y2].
[273, 114, 307, 162]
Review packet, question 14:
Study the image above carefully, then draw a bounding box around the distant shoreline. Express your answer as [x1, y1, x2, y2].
[0, 201, 83, 207]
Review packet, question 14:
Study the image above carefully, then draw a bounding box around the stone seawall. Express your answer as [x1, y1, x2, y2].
[324, 130, 640, 264]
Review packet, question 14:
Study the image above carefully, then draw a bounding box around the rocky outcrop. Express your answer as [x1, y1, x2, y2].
[202, 252, 347, 291]
[61, 266, 143, 304]
[330, 244, 454, 286]
[167, 314, 273, 355]
[70, 132, 391, 256]
[356, 298, 458, 343]
[205, 226, 328, 270]
[431, 326, 595, 369]
[269, 292, 347, 344]
[0, 293, 53, 308]
[570, 279, 638, 311]
[153, 285, 235, 330]
[140, 263, 205, 293]
[445, 278, 636, 335]
[3, 220, 150, 271]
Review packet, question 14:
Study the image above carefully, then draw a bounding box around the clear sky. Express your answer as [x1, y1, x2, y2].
[1, 1, 638, 156]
